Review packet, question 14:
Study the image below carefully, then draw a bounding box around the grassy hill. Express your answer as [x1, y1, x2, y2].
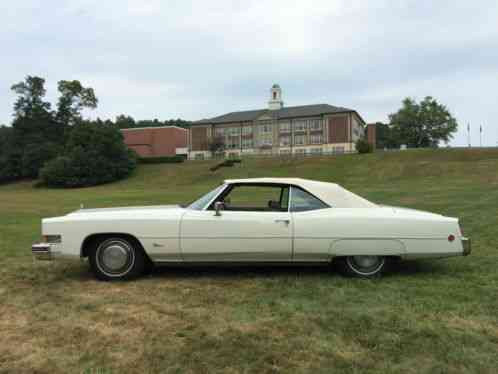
[1, 149, 498, 373]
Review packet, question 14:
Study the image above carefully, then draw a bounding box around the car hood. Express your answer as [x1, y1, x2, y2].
[69, 205, 181, 214]
[43, 205, 185, 223]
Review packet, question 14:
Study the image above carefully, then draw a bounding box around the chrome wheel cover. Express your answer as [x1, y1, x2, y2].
[96, 239, 135, 277]
[346, 256, 385, 276]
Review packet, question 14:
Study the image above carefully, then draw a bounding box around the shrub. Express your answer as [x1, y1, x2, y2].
[40, 123, 136, 187]
[356, 139, 373, 154]
[0, 149, 22, 183]
[139, 155, 185, 164]
[0, 127, 21, 183]
[21, 141, 60, 178]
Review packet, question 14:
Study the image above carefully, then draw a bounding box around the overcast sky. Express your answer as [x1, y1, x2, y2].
[1, 0, 497, 146]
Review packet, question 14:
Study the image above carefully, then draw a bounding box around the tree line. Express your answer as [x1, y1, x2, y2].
[0, 75, 190, 187]
[1, 75, 459, 186]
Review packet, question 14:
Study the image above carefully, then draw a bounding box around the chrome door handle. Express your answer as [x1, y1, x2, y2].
[275, 219, 290, 224]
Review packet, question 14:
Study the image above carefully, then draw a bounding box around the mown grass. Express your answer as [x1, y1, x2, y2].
[1, 149, 498, 373]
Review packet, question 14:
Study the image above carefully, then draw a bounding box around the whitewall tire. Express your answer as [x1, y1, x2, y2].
[89, 237, 145, 281]
[336, 255, 390, 278]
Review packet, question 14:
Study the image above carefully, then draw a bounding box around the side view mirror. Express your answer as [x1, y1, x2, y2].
[214, 201, 224, 216]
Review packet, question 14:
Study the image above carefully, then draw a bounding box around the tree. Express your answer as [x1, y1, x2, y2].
[1, 76, 100, 183]
[5, 76, 63, 180]
[11, 76, 52, 119]
[374, 122, 400, 149]
[0, 126, 21, 183]
[10, 76, 60, 143]
[56, 80, 98, 126]
[115, 114, 136, 129]
[389, 97, 458, 148]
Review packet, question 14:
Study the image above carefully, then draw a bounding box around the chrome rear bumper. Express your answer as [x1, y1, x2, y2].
[32, 243, 53, 261]
[461, 237, 471, 256]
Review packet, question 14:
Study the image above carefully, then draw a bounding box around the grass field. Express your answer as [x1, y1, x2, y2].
[1, 149, 498, 373]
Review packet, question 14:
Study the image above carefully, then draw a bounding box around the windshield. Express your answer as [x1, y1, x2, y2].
[188, 184, 226, 210]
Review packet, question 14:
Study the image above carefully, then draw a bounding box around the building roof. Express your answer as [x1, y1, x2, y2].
[193, 104, 362, 126]
[120, 125, 187, 131]
[223, 178, 377, 208]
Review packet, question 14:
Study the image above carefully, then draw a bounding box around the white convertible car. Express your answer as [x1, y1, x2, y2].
[32, 178, 470, 280]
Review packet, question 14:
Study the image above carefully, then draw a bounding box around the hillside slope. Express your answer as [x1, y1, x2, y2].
[1, 148, 497, 373]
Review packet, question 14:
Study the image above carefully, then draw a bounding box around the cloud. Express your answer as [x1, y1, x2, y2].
[0, 0, 497, 145]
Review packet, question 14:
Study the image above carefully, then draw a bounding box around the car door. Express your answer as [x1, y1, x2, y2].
[180, 183, 293, 262]
[290, 186, 334, 262]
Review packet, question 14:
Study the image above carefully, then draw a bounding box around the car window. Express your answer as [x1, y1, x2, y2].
[212, 184, 289, 212]
[290, 187, 329, 212]
[188, 184, 226, 210]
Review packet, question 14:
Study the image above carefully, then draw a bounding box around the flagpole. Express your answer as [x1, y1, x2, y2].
[467, 123, 471, 147]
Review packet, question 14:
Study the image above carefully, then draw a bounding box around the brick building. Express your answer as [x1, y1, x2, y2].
[121, 126, 188, 158]
[188, 84, 373, 159]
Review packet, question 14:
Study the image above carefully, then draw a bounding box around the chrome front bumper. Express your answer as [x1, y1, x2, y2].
[32, 243, 54, 261]
[462, 237, 471, 256]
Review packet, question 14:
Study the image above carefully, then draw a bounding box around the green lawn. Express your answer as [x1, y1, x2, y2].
[1, 149, 497, 373]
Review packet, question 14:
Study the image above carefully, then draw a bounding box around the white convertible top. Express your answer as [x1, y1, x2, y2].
[224, 178, 377, 208]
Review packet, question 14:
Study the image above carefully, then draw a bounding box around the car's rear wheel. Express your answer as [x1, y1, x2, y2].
[335, 255, 389, 278]
[89, 237, 145, 281]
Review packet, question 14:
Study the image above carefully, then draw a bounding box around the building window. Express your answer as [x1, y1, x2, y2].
[227, 137, 240, 149]
[259, 122, 272, 134]
[309, 119, 322, 131]
[194, 153, 205, 160]
[260, 134, 273, 147]
[279, 136, 291, 147]
[214, 128, 225, 137]
[294, 148, 306, 155]
[228, 127, 240, 136]
[273, 92, 277, 100]
[280, 149, 291, 155]
[310, 134, 323, 144]
[310, 148, 323, 154]
[242, 138, 253, 149]
[294, 121, 307, 132]
[279, 122, 291, 133]
[294, 134, 306, 146]
[242, 126, 253, 135]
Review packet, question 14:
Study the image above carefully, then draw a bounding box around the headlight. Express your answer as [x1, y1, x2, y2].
[43, 235, 61, 243]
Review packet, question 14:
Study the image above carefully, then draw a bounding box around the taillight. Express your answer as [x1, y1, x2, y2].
[448, 234, 455, 242]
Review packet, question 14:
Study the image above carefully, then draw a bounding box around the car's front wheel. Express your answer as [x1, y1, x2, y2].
[89, 237, 145, 281]
[335, 255, 390, 278]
